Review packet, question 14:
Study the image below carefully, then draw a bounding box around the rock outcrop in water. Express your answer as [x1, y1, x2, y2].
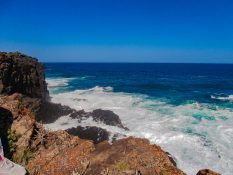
[91, 109, 128, 130]
[66, 126, 109, 144]
[0, 52, 221, 175]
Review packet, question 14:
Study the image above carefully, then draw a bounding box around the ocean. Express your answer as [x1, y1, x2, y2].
[44, 63, 233, 175]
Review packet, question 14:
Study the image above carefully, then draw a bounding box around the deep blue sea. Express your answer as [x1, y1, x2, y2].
[45, 63, 233, 175]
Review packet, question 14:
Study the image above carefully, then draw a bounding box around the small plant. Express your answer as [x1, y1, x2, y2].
[7, 129, 17, 152]
[115, 161, 129, 171]
[7, 129, 18, 157]
[22, 149, 34, 165]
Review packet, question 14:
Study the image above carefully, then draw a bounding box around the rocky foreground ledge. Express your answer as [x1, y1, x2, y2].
[0, 52, 220, 175]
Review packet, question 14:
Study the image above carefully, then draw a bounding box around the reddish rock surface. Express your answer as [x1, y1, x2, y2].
[86, 137, 186, 175]
[27, 130, 94, 175]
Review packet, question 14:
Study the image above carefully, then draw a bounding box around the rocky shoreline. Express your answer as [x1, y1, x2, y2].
[0, 52, 220, 175]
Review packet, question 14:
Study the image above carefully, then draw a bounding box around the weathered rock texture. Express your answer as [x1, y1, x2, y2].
[0, 52, 48, 99]
[86, 137, 186, 175]
[27, 130, 94, 175]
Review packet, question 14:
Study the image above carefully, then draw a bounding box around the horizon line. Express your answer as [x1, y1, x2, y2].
[42, 62, 233, 64]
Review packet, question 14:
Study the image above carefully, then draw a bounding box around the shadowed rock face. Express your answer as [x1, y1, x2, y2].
[0, 107, 13, 158]
[37, 101, 76, 123]
[0, 52, 48, 99]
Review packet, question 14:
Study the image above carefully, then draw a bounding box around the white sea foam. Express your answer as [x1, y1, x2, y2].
[211, 95, 233, 101]
[46, 84, 233, 175]
[46, 76, 94, 89]
[82, 85, 113, 92]
[46, 77, 75, 87]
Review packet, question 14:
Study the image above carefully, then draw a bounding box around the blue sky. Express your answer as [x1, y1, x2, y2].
[0, 0, 233, 62]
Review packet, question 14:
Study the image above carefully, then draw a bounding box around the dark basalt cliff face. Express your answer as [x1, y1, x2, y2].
[0, 52, 48, 99]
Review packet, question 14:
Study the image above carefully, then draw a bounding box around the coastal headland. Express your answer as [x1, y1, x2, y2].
[0, 52, 220, 175]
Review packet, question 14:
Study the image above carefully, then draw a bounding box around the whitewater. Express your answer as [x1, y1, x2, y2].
[45, 76, 233, 175]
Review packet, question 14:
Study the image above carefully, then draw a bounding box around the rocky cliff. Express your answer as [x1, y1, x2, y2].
[0, 52, 48, 99]
[0, 52, 221, 175]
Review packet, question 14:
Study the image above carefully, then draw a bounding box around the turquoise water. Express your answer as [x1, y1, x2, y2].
[45, 63, 233, 175]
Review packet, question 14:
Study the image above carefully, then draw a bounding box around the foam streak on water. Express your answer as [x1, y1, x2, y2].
[211, 95, 233, 101]
[46, 77, 74, 87]
[46, 82, 233, 175]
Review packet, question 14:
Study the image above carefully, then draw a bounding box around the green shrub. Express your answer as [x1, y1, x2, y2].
[115, 161, 129, 171]
[7, 129, 18, 157]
